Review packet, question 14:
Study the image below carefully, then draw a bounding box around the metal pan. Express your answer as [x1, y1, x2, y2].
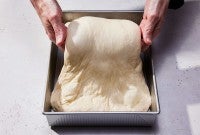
[43, 11, 160, 126]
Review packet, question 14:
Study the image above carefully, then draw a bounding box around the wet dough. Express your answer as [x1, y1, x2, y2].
[51, 16, 151, 112]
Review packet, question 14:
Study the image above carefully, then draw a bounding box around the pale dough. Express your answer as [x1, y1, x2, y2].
[50, 16, 151, 112]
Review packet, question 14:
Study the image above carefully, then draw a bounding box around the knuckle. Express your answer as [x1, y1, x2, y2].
[145, 28, 153, 33]
[49, 14, 57, 21]
[45, 24, 54, 31]
[148, 13, 160, 21]
[49, 12, 60, 22]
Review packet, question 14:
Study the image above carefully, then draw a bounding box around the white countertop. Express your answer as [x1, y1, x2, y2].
[0, 0, 200, 135]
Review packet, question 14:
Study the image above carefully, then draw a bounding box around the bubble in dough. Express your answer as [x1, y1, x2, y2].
[50, 16, 151, 112]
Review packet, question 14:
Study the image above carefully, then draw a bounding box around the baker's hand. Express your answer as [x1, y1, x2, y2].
[140, 0, 169, 51]
[30, 0, 67, 50]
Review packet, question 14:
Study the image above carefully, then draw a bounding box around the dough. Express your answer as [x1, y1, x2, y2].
[51, 16, 151, 112]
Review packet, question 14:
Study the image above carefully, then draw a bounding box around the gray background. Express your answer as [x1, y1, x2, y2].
[0, 0, 199, 135]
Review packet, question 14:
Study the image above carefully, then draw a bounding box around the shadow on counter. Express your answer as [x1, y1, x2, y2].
[51, 119, 158, 135]
[152, 1, 200, 135]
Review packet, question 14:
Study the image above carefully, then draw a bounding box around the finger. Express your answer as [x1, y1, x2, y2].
[45, 22, 56, 43]
[50, 17, 67, 48]
[139, 28, 149, 52]
[140, 20, 148, 47]
[141, 24, 152, 45]
[46, 30, 56, 43]
[152, 19, 163, 39]
[55, 23, 67, 47]
[143, 18, 159, 46]
[40, 17, 56, 44]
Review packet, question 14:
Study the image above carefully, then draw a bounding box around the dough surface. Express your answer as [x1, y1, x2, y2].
[51, 16, 151, 112]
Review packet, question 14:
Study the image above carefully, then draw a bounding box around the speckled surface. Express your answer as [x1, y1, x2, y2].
[0, 0, 200, 135]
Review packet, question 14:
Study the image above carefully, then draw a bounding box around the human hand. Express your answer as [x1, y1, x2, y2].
[140, 0, 169, 51]
[30, 0, 67, 50]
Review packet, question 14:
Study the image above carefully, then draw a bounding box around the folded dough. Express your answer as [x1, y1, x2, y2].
[51, 16, 151, 112]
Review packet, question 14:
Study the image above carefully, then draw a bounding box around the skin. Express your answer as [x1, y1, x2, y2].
[30, 0, 169, 51]
[30, 0, 67, 50]
[140, 0, 169, 51]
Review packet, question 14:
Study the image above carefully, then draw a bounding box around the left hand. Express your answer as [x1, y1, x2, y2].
[30, 0, 67, 50]
[140, 0, 169, 51]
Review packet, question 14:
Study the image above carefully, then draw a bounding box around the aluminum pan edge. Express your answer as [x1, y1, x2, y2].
[43, 111, 159, 115]
[151, 59, 160, 114]
[62, 10, 144, 12]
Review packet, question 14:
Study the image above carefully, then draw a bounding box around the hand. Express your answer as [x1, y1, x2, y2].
[140, 0, 169, 51]
[30, 0, 67, 50]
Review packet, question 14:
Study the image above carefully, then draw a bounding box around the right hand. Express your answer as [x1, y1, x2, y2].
[30, 0, 67, 50]
[140, 0, 169, 51]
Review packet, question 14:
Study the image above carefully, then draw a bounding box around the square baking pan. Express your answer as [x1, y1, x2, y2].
[43, 11, 160, 126]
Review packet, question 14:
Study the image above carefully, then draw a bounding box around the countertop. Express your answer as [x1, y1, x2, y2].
[0, 0, 200, 135]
